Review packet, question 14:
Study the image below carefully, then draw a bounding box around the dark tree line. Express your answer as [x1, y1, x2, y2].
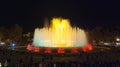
[88, 27, 120, 43]
[0, 24, 23, 45]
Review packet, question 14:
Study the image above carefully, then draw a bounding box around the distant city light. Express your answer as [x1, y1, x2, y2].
[116, 43, 120, 45]
[10, 42, 16, 50]
[12, 43, 15, 47]
[116, 38, 120, 41]
[0, 42, 5, 45]
[104, 42, 110, 45]
[10, 43, 16, 47]
[0, 42, 5, 46]
[0, 62, 2, 67]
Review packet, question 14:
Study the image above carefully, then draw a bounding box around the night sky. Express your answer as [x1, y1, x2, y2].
[0, 0, 120, 32]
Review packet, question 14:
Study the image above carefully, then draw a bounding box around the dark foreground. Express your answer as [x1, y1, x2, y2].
[0, 46, 120, 67]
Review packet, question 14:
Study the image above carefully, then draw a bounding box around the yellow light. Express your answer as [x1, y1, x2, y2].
[116, 38, 120, 41]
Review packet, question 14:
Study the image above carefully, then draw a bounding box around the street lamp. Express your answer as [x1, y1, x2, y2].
[116, 38, 120, 41]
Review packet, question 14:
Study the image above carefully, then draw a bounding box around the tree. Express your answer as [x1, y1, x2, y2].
[8, 24, 23, 43]
[0, 27, 6, 41]
[89, 27, 104, 43]
[22, 32, 33, 45]
[89, 27, 120, 44]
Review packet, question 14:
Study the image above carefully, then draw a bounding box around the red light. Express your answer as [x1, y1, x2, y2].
[45, 48, 51, 53]
[27, 44, 33, 51]
[34, 47, 40, 52]
[82, 48, 87, 52]
[58, 48, 65, 53]
[87, 44, 92, 51]
[72, 48, 79, 53]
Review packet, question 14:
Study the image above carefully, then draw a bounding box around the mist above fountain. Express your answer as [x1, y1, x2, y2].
[33, 18, 87, 48]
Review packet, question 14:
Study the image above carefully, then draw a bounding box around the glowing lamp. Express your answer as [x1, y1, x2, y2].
[34, 47, 40, 52]
[10, 43, 16, 47]
[87, 44, 92, 51]
[0, 42, 5, 45]
[10, 42, 16, 50]
[116, 38, 120, 41]
[0, 62, 2, 67]
[45, 48, 51, 53]
[72, 48, 79, 53]
[27, 44, 33, 51]
[58, 48, 65, 53]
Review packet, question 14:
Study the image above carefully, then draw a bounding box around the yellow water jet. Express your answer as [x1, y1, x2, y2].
[33, 18, 87, 48]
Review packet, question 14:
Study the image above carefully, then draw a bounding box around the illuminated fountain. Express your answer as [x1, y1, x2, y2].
[33, 18, 88, 48]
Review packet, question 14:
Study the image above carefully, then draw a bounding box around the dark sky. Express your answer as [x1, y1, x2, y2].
[0, 0, 120, 32]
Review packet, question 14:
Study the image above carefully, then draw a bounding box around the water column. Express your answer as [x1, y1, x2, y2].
[33, 18, 87, 48]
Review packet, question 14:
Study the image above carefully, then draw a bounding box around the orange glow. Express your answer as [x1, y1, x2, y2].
[87, 44, 92, 51]
[34, 47, 40, 52]
[82, 44, 92, 52]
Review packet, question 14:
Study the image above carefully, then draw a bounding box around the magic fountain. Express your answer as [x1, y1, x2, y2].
[33, 18, 88, 48]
